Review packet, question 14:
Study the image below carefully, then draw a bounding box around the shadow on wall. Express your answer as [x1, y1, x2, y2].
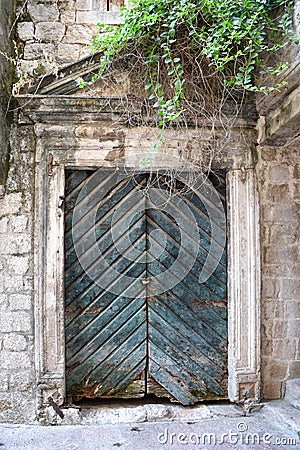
[0, 1, 16, 193]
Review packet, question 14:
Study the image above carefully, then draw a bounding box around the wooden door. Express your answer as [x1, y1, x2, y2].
[64, 169, 227, 404]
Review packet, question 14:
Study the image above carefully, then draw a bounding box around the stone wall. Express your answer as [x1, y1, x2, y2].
[0, 1, 36, 422]
[16, 0, 122, 82]
[0, 124, 36, 422]
[257, 146, 300, 399]
[0, 1, 37, 423]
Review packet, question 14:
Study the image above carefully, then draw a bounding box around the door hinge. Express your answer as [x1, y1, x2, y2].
[47, 154, 54, 176]
[48, 396, 64, 419]
[58, 196, 65, 209]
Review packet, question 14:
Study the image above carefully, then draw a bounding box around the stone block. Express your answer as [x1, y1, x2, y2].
[8, 255, 29, 275]
[9, 370, 33, 391]
[0, 396, 12, 414]
[279, 148, 300, 165]
[273, 320, 288, 339]
[35, 22, 66, 42]
[6, 154, 34, 192]
[27, 2, 59, 22]
[261, 278, 280, 299]
[3, 276, 24, 293]
[21, 193, 34, 215]
[288, 361, 300, 379]
[287, 319, 300, 336]
[1, 193, 22, 215]
[285, 378, 300, 408]
[0, 312, 13, 332]
[0, 217, 8, 233]
[78, 45, 92, 60]
[269, 165, 291, 184]
[76, 10, 121, 25]
[264, 244, 299, 265]
[0, 236, 15, 253]
[260, 146, 277, 162]
[261, 321, 274, 341]
[285, 300, 300, 317]
[293, 163, 300, 179]
[3, 334, 27, 351]
[0, 311, 31, 332]
[262, 379, 283, 399]
[17, 22, 35, 41]
[0, 233, 31, 255]
[264, 203, 299, 223]
[0, 394, 36, 423]
[76, 0, 94, 10]
[56, 43, 82, 62]
[21, 277, 32, 292]
[10, 215, 29, 233]
[261, 336, 272, 356]
[0, 351, 31, 370]
[294, 181, 300, 199]
[76, 10, 99, 24]
[265, 262, 300, 278]
[269, 223, 299, 245]
[9, 294, 32, 311]
[267, 184, 291, 203]
[272, 339, 296, 359]
[282, 279, 300, 300]
[0, 294, 8, 310]
[11, 311, 31, 333]
[63, 24, 97, 44]
[61, 8, 76, 24]
[16, 234, 32, 254]
[0, 374, 9, 391]
[23, 43, 55, 60]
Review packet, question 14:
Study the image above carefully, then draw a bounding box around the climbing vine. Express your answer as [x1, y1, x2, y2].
[89, 0, 295, 131]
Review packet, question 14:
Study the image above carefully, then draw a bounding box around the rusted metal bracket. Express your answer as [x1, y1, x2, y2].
[48, 396, 64, 419]
[47, 154, 54, 176]
[58, 196, 65, 209]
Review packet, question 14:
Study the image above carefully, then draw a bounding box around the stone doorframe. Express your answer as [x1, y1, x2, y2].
[33, 126, 261, 416]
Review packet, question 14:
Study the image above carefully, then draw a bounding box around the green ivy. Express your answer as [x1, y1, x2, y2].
[90, 0, 295, 128]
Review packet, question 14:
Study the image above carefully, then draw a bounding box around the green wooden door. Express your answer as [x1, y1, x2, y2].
[65, 169, 227, 404]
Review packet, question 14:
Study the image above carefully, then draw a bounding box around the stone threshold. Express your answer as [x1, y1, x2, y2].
[43, 398, 300, 431]
[44, 400, 247, 426]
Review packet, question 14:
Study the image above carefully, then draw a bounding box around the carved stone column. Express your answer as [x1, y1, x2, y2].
[227, 168, 261, 402]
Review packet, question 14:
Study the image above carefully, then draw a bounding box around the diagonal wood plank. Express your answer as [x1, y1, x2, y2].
[65, 170, 227, 403]
[65, 169, 148, 399]
[146, 173, 227, 404]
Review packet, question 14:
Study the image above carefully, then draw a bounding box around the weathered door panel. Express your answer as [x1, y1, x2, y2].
[65, 170, 227, 403]
[146, 177, 227, 404]
[65, 170, 147, 398]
